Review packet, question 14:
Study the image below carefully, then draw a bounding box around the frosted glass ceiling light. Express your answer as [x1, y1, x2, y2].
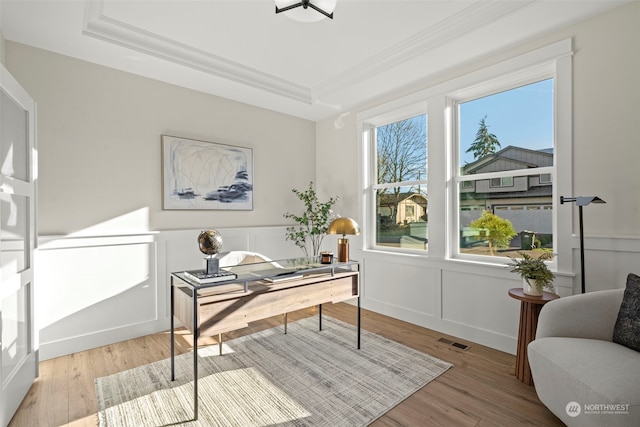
[275, 0, 337, 22]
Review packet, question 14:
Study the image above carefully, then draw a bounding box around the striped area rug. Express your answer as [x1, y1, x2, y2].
[96, 316, 452, 426]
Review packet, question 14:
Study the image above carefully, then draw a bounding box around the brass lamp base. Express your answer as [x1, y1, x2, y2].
[337, 237, 349, 262]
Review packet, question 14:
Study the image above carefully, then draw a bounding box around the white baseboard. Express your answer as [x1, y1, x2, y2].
[40, 318, 169, 361]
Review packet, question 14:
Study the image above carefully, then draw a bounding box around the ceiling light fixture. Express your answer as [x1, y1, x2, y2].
[275, 0, 336, 22]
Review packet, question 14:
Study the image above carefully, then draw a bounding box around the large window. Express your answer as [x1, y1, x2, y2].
[359, 40, 571, 264]
[456, 79, 555, 260]
[371, 114, 428, 251]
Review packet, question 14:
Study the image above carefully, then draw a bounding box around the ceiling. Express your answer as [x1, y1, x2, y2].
[0, 0, 629, 121]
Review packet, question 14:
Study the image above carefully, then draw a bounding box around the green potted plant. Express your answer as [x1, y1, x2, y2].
[507, 251, 555, 296]
[283, 181, 338, 257]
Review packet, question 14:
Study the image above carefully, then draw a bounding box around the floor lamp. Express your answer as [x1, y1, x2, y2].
[560, 196, 606, 293]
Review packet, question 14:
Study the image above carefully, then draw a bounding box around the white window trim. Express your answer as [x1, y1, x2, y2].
[361, 104, 429, 255]
[446, 45, 572, 269]
[357, 39, 573, 272]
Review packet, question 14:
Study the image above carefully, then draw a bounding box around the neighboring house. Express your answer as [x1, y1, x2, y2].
[378, 192, 428, 224]
[460, 146, 553, 235]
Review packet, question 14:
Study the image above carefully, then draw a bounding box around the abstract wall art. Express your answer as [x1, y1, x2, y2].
[162, 135, 253, 210]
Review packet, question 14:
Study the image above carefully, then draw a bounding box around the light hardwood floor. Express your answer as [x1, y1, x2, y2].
[9, 303, 563, 426]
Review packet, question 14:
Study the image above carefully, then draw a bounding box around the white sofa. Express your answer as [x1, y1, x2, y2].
[528, 289, 640, 426]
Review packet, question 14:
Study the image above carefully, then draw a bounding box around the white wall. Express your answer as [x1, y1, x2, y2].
[5, 42, 324, 359]
[5, 4, 640, 360]
[317, 2, 640, 354]
[6, 42, 317, 235]
[0, 32, 5, 65]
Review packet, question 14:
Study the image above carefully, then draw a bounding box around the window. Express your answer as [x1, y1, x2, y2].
[456, 79, 554, 259]
[490, 177, 514, 188]
[359, 39, 571, 264]
[369, 113, 428, 251]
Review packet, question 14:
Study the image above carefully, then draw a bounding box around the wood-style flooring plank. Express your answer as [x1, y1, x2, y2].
[8, 303, 562, 427]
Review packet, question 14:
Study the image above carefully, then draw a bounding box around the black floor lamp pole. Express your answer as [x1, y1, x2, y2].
[578, 205, 586, 294]
[561, 195, 606, 294]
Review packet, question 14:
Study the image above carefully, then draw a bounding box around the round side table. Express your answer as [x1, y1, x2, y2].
[508, 288, 559, 385]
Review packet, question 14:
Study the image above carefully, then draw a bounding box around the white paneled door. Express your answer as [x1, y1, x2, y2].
[0, 64, 37, 427]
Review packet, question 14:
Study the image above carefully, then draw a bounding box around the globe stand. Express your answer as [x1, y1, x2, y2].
[203, 256, 220, 275]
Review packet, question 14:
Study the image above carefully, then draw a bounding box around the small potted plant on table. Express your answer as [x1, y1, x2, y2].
[283, 181, 338, 257]
[507, 251, 555, 296]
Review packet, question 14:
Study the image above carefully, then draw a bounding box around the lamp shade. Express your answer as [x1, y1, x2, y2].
[560, 195, 606, 206]
[576, 196, 606, 206]
[275, 0, 336, 22]
[328, 217, 360, 236]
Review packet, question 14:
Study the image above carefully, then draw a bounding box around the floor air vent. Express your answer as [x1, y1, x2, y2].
[452, 342, 470, 350]
[438, 337, 470, 351]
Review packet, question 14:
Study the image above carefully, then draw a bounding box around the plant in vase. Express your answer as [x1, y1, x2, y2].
[283, 181, 338, 257]
[507, 251, 555, 296]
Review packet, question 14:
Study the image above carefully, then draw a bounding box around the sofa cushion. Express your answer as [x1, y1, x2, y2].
[613, 273, 640, 352]
[529, 337, 640, 426]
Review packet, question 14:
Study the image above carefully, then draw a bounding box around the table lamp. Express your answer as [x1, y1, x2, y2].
[328, 217, 360, 262]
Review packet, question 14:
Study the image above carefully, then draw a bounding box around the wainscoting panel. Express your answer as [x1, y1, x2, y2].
[36, 234, 161, 360]
[35, 227, 301, 360]
[441, 270, 520, 342]
[362, 257, 438, 319]
[35, 229, 640, 360]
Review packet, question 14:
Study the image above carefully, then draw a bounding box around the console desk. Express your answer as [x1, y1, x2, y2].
[170, 258, 360, 420]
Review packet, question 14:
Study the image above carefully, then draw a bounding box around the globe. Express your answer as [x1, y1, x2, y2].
[198, 229, 223, 256]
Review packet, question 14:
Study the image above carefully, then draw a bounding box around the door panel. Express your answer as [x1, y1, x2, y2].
[1, 64, 37, 427]
[0, 194, 29, 274]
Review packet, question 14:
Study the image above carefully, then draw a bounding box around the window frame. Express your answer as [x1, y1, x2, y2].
[361, 102, 429, 255]
[357, 39, 573, 272]
[451, 74, 556, 263]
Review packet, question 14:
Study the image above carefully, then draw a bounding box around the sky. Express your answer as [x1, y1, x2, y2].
[458, 79, 554, 166]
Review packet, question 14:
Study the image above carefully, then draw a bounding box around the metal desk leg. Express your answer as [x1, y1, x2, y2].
[357, 296, 361, 349]
[193, 288, 199, 421]
[284, 313, 288, 334]
[319, 304, 322, 330]
[170, 277, 175, 380]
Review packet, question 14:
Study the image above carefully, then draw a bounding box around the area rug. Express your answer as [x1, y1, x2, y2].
[96, 316, 452, 426]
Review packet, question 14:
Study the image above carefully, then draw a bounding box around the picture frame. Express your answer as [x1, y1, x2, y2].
[162, 135, 253, 210]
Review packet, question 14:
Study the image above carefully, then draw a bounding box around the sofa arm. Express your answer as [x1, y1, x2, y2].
[535, 289, 624, 341]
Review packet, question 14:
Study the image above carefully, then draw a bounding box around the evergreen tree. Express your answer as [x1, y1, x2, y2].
[466, 116, 501, 160]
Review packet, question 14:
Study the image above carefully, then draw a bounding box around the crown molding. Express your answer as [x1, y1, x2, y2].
[312, 0, 535, 100]
[82, 0, 313, 104]
[81, 1, 535, 110]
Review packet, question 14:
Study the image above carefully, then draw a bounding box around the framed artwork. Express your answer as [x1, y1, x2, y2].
[162, 135, 253, 210]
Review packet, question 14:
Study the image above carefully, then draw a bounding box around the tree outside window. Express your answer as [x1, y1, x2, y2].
[458, 79, 555, 259]
[373, 114, 428, 250]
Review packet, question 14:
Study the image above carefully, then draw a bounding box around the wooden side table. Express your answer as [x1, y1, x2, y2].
[508, 288, 559, 385]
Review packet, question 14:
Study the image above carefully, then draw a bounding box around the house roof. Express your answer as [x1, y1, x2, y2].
[379, 192, 427, 206]
[463, 145, 553, 174]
